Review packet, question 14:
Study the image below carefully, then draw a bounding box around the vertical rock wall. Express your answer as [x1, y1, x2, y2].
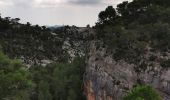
[84, 41, 170, 100]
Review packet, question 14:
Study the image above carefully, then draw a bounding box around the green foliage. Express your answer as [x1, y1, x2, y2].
[98, 6, 117, 25]
[124, 85, 162, 100]
[95, 0, 170, 64]
[0, 51, 32, 100]
[53, 57, 86, 100]
[0, 14, 64, 64]
[30, 57, 86, 100]
[0, 51, 78, 100]
[38, 81, 52, 100]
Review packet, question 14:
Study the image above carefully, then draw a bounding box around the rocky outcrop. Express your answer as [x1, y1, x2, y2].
[84, 41, 170, 100]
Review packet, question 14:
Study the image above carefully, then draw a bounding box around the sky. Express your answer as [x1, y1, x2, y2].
[0, 0, 129, 27]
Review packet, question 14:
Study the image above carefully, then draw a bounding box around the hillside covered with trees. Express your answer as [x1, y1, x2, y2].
[0, 13, 87, 100]
[0, 0, 170, 100]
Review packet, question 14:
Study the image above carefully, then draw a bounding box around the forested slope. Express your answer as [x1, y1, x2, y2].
[1, 0, 170, 100]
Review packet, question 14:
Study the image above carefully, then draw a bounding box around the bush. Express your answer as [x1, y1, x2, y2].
[160, 59, 170, 68]
[123, 85, 162, 100]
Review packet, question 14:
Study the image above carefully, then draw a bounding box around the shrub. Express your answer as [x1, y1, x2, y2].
[124, 85, 162, 100]
[160, 59, 170, 68]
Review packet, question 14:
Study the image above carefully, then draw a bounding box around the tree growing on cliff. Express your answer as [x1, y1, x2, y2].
[98, 6, 117, 25]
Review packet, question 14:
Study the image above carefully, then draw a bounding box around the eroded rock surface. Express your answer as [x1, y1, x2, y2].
[84, 41, 170, 100]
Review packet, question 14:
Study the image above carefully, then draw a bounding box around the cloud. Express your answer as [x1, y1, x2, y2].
[0, 0, 35, 7]
[0, 0, 13, 6]
[68, 0, 103, 5]
[0, 0, 125, 8]
[0, 0, 130, 27]
[34, 0, 132, 8]
[14, 0, 35, 7]
[29, 0, 110, 8]
[35, 0, 115, 7]
[33, 0, 67, 8]
[32, 0, 106, 8]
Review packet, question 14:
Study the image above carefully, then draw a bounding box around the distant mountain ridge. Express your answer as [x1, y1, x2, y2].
[46, 25, 65, 30]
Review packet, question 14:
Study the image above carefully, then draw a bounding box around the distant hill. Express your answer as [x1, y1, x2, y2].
[46, 25, 65, 30]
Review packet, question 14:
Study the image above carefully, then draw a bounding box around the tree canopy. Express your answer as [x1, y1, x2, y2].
[0, 50, 32, 100]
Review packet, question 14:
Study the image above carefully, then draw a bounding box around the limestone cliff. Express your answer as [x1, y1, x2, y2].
[84, 40, 170, 100]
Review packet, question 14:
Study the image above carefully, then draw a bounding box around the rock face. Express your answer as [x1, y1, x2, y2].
[84, 41, 170, 100]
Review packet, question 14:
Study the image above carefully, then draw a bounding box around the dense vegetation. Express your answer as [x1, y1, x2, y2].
[0, 50, 32, 100]
[0, 49, 85, 100]
[0, 16, 67, 64]
[30, 57, 86, 100]
[124, 85, 162, 100]
[1, 0, 170, 99]
[0, 10, 87, 100]
[96, 0, 170, 65]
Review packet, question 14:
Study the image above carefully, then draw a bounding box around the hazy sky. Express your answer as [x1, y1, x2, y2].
[0, 0, 129, 26]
